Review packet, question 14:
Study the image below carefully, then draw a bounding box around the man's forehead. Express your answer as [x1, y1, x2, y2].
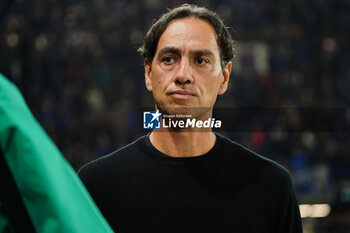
[155, 17, 220, 56]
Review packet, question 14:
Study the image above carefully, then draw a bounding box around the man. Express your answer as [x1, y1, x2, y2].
[79, 4, 303, 233]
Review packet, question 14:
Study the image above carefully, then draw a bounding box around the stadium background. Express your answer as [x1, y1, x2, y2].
[1, 0, 349, 232]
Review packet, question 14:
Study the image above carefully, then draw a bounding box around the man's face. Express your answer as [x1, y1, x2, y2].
[145, 17, 231, 118]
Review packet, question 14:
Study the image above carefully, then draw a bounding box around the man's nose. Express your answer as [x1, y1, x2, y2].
[175, 59, 193, 85]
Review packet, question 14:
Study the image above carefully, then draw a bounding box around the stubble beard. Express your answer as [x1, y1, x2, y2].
[154, 99, 213, 121]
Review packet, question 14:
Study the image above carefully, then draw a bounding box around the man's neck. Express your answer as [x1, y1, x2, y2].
[149, 130, 217, 157]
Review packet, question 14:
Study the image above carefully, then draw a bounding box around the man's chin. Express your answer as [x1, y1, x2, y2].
[156, 104, 212, 119]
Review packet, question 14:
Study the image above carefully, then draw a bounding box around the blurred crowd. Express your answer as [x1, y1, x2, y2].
[1, 0, 349, 232]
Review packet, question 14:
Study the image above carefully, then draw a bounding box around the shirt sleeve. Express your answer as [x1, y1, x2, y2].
[275, 172, 303, 233]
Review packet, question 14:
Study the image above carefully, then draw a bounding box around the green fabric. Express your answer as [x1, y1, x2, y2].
[0, 74, 114, 233]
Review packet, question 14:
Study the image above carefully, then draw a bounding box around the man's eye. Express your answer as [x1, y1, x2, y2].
[162, 57, 175, 64]
[195, 57, 208, 65]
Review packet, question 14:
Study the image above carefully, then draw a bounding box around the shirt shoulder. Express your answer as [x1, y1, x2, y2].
[217, 133, 292, 186]
[78, 135, 147, 180]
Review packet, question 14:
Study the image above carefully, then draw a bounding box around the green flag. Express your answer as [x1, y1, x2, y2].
[0, 74, 114, 233]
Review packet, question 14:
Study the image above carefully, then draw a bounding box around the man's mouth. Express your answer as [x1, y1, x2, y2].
[169, 90, 194, 97]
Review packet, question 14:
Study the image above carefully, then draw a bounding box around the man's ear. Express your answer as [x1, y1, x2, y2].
[144, 59, 152, 92]
[218, 61, 232, 95]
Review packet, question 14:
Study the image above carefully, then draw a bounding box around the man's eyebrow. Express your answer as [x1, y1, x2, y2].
[157, 47, 215, 58]
[157, 47, 181, 57]
[191, 50, 215, 57]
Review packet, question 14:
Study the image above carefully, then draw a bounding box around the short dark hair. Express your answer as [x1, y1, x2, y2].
[138, 4, 235, 69]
